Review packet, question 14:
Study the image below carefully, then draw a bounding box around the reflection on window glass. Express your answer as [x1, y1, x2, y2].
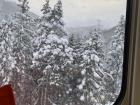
[0, 0, 127, 105]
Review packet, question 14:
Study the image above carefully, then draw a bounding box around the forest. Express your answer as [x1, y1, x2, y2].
[0, 0, 125, 105]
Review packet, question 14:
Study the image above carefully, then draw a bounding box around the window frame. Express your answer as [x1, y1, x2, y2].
[114, 0, 140, 105]
[113, 0, 132, 104]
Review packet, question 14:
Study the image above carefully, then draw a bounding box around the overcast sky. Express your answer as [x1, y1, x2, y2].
[7, 0, 127, 29]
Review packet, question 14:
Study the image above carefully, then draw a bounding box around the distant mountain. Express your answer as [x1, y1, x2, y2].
[66, 26, 96, 35]
[0, 1, 18, 20]
[66, 26, 116, 42]
[66, 26, 116, 54]
[0, 0, 116, 51]
[66, 26, 97, 41]
[0, 1, 37, 21]
[103, 26, 116, 53]
[103, 26, 116, 44]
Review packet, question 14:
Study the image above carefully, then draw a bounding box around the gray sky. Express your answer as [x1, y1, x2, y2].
[7, 0, 127, 29]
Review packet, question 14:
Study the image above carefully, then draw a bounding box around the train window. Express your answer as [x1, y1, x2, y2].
[0, 0, 129, 105]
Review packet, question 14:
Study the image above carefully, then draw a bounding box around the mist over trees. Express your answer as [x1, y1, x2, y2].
[0, 0, 125, 105]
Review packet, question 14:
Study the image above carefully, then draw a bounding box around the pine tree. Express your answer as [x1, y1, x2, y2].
[51, 0, 66, 37]
[0, 0, 37, 105]
[68, 34, 82, 50]
[32, 0, 53, 51]
[7, 1, 35, 104]
[33, 29, 73, 105]
[41, 0, 51, 16]
[63, 29, 106, 105]
[40, 0, 52, 35]
[31, 1, 53, 105]
[0, 20, 16, 86]
[74, 29, 106, 105]
[52, 0, 64, 26]
[32, 0, 73, 104]
[68, 34, 76, 48]
[105, 15, 125, 103]
[17, 0, 29, 13]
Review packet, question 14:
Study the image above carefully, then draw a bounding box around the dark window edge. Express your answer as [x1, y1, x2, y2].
[113, 0, 133, 105]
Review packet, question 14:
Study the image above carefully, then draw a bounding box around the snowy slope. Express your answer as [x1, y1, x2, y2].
[0, 1, 18, 20]
[103, 26, 116, 53]
[66, 26, 96, 35]
[66, 26, 98, 41]
[0, 1, 37, 20]
[67, 26, 116, 54]
[103, 26, 116, 45]
[67, 26, 115, 43]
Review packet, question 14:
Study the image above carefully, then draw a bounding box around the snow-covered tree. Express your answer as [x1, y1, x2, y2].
[3, 1, 36, 105]
[105, 15, 125, 102]
[39, 0, 52, 35]
[63, 29, 106, 105]
[33, 0, 65, 52]
[52, 0, 63, 25]
[76, 29, 106, 104]
[32, 0, 73, 105]
[31, 1, 53, 105]
[51, 0, 66, 37]
[17, 0, 29, 13]
[68, 34, 83, 50]
[0, 0, 125, 104]
[0, 20, 16, 86]
[11, 15, 33, 74]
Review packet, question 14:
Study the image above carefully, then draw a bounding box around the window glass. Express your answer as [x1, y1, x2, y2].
[0, 0, 127, 105]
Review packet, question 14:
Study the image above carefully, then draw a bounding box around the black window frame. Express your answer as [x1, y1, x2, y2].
[114, 0, 133, 104]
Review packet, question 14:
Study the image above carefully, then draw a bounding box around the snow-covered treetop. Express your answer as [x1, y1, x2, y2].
[41, 0, 52, 20]
[111, 15, 125, 52]
[17, 0, 29, 13]
[52, 0, 64, 26]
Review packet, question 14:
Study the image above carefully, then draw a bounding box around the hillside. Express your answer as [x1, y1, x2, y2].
[0, 1, 37, 21]
[103, 26, 116, 44]
[67, 26, 116, 42]
[0, 0, 116, 50]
